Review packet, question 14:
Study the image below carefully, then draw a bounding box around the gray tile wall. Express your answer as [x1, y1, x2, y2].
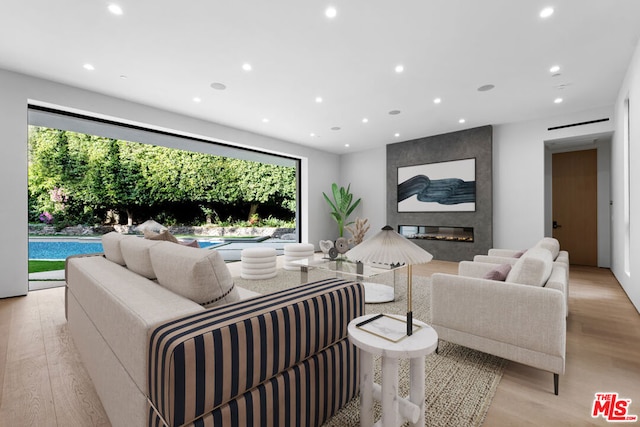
[387, 126, 493, 261]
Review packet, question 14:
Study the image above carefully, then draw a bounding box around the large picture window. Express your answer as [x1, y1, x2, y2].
[27, 104, 301, 238]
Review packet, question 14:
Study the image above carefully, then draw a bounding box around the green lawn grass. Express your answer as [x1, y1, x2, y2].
[29, 260, 66, 274]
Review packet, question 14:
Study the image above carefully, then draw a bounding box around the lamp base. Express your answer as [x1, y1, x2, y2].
[407, 311, 413, 336]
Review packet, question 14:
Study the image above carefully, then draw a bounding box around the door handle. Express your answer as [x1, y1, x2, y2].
[553, 221, 562, 229]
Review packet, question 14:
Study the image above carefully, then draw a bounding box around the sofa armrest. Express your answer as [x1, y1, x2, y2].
[148, 278, 365, 427]
[472, 255, 519, 266]
[458, 260, 513, 278]
[64, 252, 105, 282]
[487, 248, 522, 257]
[64, 252, 105, 320]
[556, 251, 570, 267]
[430, 273, 566, 357]
[546, 264, 569, 316]
[546, 264, 567, 295]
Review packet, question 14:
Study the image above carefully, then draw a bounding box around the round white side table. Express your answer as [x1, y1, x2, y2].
[348, 313, 438, 427]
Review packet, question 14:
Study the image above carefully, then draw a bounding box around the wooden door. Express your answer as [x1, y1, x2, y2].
[552, 149, 598, 266]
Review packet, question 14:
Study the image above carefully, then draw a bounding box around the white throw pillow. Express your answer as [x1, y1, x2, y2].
[536, 237, 560, 260]
[150, 242, 239, 308]
[101, 231, 127, 266]
[505, 247, 553, 287]
[120, 236, 163, 279]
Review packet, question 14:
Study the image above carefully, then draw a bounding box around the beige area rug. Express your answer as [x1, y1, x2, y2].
[233, 268, 507, 427]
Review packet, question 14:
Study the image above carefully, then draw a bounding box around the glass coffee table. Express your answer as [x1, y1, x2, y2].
[292, 255, 404, 303]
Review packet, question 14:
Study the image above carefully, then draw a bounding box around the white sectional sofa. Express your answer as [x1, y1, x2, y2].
[430, 247, 568, 394]
[65, 232, 364, 426]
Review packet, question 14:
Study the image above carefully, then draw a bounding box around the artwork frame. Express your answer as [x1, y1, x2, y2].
[397, 158, 476, 212]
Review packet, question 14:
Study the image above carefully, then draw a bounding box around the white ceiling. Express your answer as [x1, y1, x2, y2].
[2, 1, 639, 154]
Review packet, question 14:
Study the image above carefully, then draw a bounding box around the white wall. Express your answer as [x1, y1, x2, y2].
[492, 120, 547, 248]
[339, 146, 387, 237]
[597, 140, 612, 268]
[611, 40, 640, 312]
[0, 73, 28, 298]
[0, 68, 340, 298]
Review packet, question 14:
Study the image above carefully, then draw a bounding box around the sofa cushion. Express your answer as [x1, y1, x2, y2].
[102, 231, 127, 265]
[180, 239, 200, 248]
[150, 242, 240, 307]
[483, 263, 512, 281]
[505, 247, 553, 287]
[143, 229, 179, 243]
[536, 237, 560, 260]
[120, 236, 163, 279]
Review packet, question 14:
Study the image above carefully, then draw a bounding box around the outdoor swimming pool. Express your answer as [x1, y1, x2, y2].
[28, 239, 223, 260]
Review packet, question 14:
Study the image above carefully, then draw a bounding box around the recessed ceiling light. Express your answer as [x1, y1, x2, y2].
[540, 7, 554, 18]
[362, 118, 369, 123]
[549, 65, 560, 73]
[242, 63, 252, 71]
[459, 118, 466, 124]
[262, 118, 269, 123]
[193, 97, 201, 103]
[108, 4, 123, 15]
[433, 98, 442, 104]
[345, 144, 350, 148]
[388, 110, 401, 115]
[83, 63, 95, 71]
[325, 6, 337, 18]
[210, 82, 227, 90]
[477, 84, 495, 92]
[394, 133, 400, 138]
[395, 64, 404, 73]
[119, 74, 128, 79]
[315, 96, 323, 103]
[310, 133, 316, 137]
[554, 97, 563, 104]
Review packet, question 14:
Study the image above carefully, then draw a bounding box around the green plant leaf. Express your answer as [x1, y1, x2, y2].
[322, 182, 361, 237]
[323, 192, 338, 214]
[345, 197, 361, 218]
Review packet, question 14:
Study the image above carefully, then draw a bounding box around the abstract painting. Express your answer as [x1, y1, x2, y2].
[397, 158, 476, 212]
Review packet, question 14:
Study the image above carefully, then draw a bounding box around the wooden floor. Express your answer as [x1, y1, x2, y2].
[0, 261, 638, 426]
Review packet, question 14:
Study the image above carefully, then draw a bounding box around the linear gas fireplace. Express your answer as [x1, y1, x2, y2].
[398, 225, 474, 243]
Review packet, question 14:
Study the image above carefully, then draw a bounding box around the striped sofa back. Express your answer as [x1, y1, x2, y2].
[148, 278, 365, 427]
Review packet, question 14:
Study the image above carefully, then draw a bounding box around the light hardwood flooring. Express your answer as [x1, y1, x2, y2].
[1, 261, 639, 426]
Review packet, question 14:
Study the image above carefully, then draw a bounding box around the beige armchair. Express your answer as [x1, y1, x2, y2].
[430, 247, 567, 394]
[473, 237, 569, 315]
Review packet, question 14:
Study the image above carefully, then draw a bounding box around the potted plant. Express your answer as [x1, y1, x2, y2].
[323, 183, 362, 237]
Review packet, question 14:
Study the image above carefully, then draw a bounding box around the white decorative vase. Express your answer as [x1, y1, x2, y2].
[319, 240, 334, 255]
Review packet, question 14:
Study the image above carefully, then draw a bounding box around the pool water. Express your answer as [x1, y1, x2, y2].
[29, 241, 103, 260]
[28, 240, 222, 260]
